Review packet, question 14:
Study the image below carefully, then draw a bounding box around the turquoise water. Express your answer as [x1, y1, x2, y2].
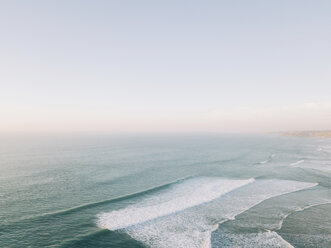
[0, 134, 330, 247]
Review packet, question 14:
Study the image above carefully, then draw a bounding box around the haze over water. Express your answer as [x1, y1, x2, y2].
[1, 1, 331, 248]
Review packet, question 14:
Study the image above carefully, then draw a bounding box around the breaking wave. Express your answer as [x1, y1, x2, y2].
[97, 177, 254, 230]
[97, 177, 317, 248]
[290, 160, 305, 166]
[257, 154, 276, 164]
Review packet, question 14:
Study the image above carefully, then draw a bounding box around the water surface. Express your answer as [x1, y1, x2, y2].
[1, 134, 330, 247]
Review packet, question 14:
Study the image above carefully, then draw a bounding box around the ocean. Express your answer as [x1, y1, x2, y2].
[0, 134, 330, 247]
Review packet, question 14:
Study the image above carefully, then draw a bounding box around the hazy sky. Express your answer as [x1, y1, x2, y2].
[1, 1, 330, 133]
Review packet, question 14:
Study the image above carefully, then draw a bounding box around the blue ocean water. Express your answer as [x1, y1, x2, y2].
[0, 134, 330, 247]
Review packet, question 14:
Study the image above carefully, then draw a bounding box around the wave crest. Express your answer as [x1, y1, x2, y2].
[97, 177, 254, 230]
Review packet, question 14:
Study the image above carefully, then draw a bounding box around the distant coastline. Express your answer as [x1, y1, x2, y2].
[279, 130, 331, 138]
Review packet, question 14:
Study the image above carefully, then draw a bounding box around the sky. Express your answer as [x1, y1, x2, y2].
[0, 1, 330, 133]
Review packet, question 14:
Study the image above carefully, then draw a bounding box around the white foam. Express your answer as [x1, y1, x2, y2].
[97, 178, 317, 248]
[277, 202, 330, 230]
[258, 154, 276, 164]
[274, 232, 294, 248]
[97, 177, 254, 230]
[290, 160, 305, 166]
[291, 159, 331, 173]
[213, 229, 294, 248]
[271, 231, 295, 248]
[318, 145, 331, 153]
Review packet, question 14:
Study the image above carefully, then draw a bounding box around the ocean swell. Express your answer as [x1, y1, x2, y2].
[97, 177, 317, 248]
[97, 177, 254, 230]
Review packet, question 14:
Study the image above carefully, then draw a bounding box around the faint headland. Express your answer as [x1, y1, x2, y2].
[278, 130, 331, 138]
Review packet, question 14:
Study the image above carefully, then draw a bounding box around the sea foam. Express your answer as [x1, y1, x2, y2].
[213, 229, 294, 248]
[290, 160, 305, 166]
[258, 154, 276, 164]
[97, 177, 254, 230]
[97, 177, 317, 248]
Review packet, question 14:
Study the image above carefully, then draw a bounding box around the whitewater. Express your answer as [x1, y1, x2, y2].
[1, 134, 330, 247]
